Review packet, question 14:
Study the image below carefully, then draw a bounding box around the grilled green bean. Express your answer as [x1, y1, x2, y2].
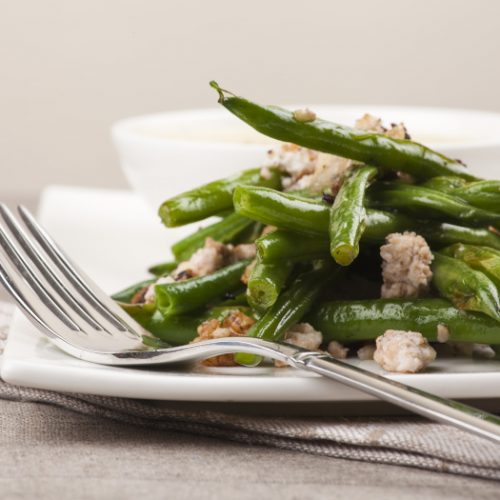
[329, 166, 377, 265]
[171, 212, 253, 261]
[155, 260, 249, 316]
[236, 261, 336, 366]
[441, 244, 500, 288]
[308, 298, 500, 344]
[432, 253, 500, 321]
[368, 183, 500, 226]
[158, 167, 281, 227]
[246, 260, 294, 311]
[211, 81, 477, 181]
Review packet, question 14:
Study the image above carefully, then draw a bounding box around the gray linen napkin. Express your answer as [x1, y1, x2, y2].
[1, 302, 499, 481]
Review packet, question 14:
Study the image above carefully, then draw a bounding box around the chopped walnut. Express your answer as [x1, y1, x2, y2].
[449, 342, 496, 359]
[232, 243, 257, 261]
[355, 114, 410, 139]
[192, 310, 256, 366]
[261, 225, 277, 236]
[241, 259, 257, 285]
[436, 324, 450, 343]
[145, 238, 252, 304]
[275, 323, 323, 367]
[381, 232, 434, 299]
[357, 343, 376, 361]
[374, 330, 436, 373]
[355, 113, 386, 133]
[327, 340, 348, 359]
[293, 108, 317, 122]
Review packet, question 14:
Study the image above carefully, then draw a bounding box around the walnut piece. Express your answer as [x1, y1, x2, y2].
[381, 231, 434, 299]
[373, 330, 436, 373]
[192, 310, 256, 367]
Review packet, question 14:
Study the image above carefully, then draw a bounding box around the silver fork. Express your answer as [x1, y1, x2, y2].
[0, 204, 499, 444]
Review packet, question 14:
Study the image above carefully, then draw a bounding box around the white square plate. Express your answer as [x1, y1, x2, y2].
[2, 186, 500, 402]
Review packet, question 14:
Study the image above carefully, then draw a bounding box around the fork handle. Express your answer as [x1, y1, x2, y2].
[292, 351, 500, 444]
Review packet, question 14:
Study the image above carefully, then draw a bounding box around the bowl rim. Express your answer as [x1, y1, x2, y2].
[111, 104, 500, 152]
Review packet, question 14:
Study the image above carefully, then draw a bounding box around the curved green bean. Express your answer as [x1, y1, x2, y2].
[329, 166, 377, 265]
[158, 167, 281, 227]
[308, 298, 500, 344]
[155, 260, 249, 316]
[246, 260, 294, 311]
[432, 253, 500, 322]
[171, 212, 253, 261]
[211, 81, 477, 181]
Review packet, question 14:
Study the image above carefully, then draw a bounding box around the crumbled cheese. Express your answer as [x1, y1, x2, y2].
[191, 310, 255, 366]
[293, 108, 317, 122]
[357, 343, 376, 361]
[373, 330, 436, 373]
[436, 324, 450, 343]
[381, 231, 434, 299]
[275, 323, 323, 367]
[327, 340, 349, 359]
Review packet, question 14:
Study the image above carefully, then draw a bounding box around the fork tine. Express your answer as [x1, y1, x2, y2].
[0, 204, 105, 332]
[0, 261, 61, 339]
[0, 228, 79, 331]
[18, 206, 142, 339]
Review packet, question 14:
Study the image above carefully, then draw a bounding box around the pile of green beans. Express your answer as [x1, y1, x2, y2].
[113, 82, 500, 361]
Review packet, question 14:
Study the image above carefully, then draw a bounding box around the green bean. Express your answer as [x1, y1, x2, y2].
[441, 244, 500, 288]
[155, 260, 249, 316]
[246, 261, 294, 311]
[121, 303, 252, 346]
[368, 183, 500, 226]
[111, 279, 154, 303]
[147, 261, 178, 277]
[256, 230, 329, 262]
[234, 185, 412, 237]
[308, 298, 500, 344]
[171, 212, 253, 261]
[211, 81, 477, 181]
[329, 166, 377, 265]
[449, 180, 500, 211]
[421, 176, 467, 192]
[432, 253, 500, 322]
[420, 223, 500, 250]
[235, 260, 337, 366]
[158, 167, 281, 227]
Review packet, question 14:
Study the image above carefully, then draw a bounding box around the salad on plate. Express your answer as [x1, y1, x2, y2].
[113, 82, 500, 373]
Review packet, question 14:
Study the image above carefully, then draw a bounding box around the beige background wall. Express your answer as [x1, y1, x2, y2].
[1, 0, 500, 199]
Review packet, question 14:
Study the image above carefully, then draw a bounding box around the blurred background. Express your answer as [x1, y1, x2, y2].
[1, 0, 500, 201]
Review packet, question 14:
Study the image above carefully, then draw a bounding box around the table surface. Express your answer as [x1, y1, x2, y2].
[0, 193, 498, 499]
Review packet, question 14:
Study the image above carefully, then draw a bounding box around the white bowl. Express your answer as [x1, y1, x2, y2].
[111, 105, 500, 210]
